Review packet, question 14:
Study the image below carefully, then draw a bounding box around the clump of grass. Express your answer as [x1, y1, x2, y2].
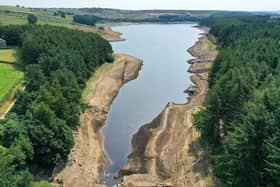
[82, 63, 112, 100]
[207, 39, 217, 52]
[206, 175, 215, 187]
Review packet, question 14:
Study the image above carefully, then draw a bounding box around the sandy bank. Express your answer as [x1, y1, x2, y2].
[119, 29, 218, 187]
[98, 23, 133, 42]
[52, 54, 142, 187]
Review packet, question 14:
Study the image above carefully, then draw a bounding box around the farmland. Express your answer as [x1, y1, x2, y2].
[0, 5, 100, 32]
[0, 5, 217, 28]
[0, 49, 23, 116]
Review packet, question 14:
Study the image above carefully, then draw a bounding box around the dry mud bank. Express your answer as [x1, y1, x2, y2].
[119, 30, 218, 187]
[53, 54, 142, 187]
[98, 23, 132, 42]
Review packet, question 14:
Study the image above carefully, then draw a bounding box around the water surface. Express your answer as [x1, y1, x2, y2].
[101, 24, 201, 185]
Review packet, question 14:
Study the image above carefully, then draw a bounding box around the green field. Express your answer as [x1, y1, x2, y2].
[0, 49, 23, 114]
[0, 63, 23, 112]
[0, 63, 23, 99]
[0, 5, 72, 25]
[0, 5, 99, 32]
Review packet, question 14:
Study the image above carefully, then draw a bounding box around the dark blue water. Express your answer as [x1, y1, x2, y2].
[101, 24, 201, 186]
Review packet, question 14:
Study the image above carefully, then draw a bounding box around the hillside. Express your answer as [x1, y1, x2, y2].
[0, 49, 23, 119]
[76, 8, 217, 20]
[0, 5, 218, 25]
[0, 5, 101, 32]
[196, 15, 280, 186]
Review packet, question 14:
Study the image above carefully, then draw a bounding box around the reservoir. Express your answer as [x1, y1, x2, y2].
[101, 24, 201, 185]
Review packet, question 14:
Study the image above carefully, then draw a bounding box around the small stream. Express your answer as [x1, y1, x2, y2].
[101, 24, 202, 186]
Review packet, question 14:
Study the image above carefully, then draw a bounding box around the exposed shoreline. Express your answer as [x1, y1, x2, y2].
[52, 54, 143, 187]
[52, 24, 217, 187]
[98, 22, 133, 42]
[118, 28, 218, 187]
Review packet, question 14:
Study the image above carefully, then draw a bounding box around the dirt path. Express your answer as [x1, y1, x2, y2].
[119, 29, 218, 187]
[52, 54, 142, 187]
[0, 99, 16, 120]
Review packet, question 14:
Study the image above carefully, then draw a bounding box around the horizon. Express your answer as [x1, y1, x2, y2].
[1, 4, 279, 13]
[1, 0, 280, 11]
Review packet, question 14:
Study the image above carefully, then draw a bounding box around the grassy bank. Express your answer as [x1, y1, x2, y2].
[0, 63, 23, 114]
[0, 48, 23, 115]
[82, 63, 113, 100]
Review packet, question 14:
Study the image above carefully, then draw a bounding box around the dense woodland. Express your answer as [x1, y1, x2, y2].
[72, 14, 199, 26]
[195, 15, 280, 186]
[0, 25, 112, 186]
[73, 14, 102, 26]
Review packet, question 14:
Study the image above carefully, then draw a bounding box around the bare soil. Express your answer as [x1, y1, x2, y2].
[98, 23, 133, 42]
[52, 54, 142, 187]
[119, 30, 218, 187]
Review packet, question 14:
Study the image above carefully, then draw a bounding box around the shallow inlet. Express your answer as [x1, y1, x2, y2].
[101, 24, 202, 186]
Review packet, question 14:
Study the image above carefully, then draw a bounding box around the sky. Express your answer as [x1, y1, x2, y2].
[1, 0, 280, 11]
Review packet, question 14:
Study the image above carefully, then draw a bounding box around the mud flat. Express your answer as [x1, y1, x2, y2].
[52, 54, 142, 187]
[98, 23, 132, 42]
[118, 30, 218, 187]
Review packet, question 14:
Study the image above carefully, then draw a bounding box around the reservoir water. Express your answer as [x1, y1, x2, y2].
[101, 24, 201, 185]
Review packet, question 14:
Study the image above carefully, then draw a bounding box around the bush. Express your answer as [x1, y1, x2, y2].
[27, 14, 37, 25]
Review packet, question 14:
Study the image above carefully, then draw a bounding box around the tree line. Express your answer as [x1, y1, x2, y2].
[72, 14, 199, 26]
[0, 25, 113, 186]
[195, 15, 280, 186]
[73, 15, 103, 26]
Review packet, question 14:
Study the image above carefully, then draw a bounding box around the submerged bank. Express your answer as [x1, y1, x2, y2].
[119, 29, 218, 187]
[52, 54, 142, 187]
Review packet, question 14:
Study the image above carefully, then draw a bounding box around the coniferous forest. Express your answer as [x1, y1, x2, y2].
[0, 25, 112, 186]
[195, 15, 280, 186]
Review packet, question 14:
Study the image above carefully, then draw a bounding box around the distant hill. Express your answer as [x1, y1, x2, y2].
[76, 8, 218, 20]
[0, 5, 269, 27]
[0, 6, 219, 26]
[0, 5, 100, 32]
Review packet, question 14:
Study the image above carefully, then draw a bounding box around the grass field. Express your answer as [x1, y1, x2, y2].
[0, 63, 23, 113]
[0, 5, 71, 25]
[0, 49, 17, 63]
[0, 49, 23, 115]
[0, 5, 99, 33]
